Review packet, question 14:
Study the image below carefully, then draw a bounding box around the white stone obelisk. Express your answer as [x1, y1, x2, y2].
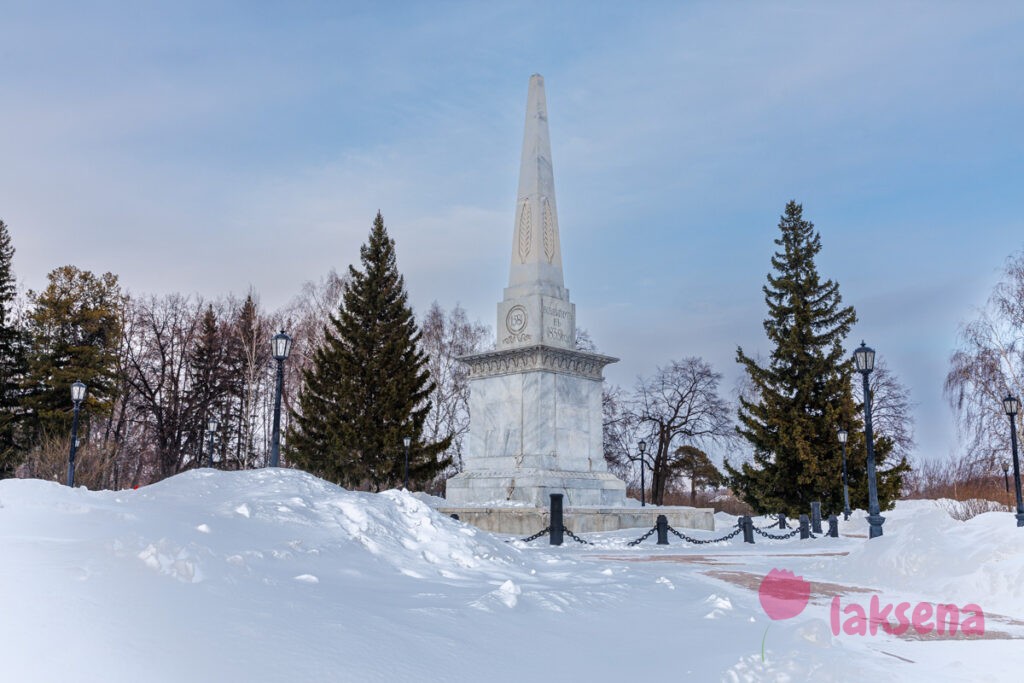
[445, 74, 626, 507]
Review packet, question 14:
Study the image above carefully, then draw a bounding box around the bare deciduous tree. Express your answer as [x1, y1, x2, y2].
[121, 293, 205, 479]
[633, 357, 734, 505]
[419, 302, 489, 476]
[868, 357, 916, 462]
[602, 384, 641, 484]
[945, 251, 1024, 464]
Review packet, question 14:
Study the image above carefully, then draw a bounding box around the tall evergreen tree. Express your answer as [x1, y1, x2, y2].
[288, 212, 451, 490]
[0, 220, 27, 476]
[674, 445, 725, 505]
[22, 266, 124, 446]
[725, 201, 908, 515]
[189, 305, 232, 464]
[226, 294, 267, 469]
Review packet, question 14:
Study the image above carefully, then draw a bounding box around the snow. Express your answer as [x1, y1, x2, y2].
[1, 470, 1022, 682]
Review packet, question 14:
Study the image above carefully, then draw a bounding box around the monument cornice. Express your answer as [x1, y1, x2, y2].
[459, 344, 618, 381]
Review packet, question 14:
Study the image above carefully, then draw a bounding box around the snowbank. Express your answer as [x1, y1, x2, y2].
[828, 500, 1024, 614]
[2, 474, 1022, 682]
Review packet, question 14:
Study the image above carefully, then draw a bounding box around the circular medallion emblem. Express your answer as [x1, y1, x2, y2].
[505, 305, 528, 334]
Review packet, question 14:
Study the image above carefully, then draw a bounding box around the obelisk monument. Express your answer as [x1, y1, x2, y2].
[445, 74, 627, 507]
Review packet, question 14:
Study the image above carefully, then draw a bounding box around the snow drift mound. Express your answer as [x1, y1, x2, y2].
[0, 469, 529, 585]
[827, 500, 1024, 614]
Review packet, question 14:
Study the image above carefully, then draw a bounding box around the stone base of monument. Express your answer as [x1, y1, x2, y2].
[445, 469, 628, 508]
[436, 504, 715, 536]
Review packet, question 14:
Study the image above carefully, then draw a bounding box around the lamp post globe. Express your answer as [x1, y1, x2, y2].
[269, 331, 292, 468]
[838, 428, 851, 521]
[854, 342, 885, 538]
[1003, 394, 1024, 527]
[403, 436, 412, 490]
[67, 381, 87, 487]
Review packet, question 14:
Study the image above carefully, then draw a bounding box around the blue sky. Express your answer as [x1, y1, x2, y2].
[3, 1, 1023, 464]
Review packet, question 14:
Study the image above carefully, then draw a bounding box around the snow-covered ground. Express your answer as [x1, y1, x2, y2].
[2, 470, 1022, 682]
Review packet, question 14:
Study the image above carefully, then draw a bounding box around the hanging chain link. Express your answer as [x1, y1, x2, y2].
[562, 527, 593, 545]
[667, 525, 742, 545]
[519, 526, 551, 543]
[752, 526, 801, 540]
[756, 520, 792, 530]
[626, 525, 659, 547]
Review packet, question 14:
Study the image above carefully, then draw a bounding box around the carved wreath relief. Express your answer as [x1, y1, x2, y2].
[517, 200, 532, 263]
[503, 304, 531, 345]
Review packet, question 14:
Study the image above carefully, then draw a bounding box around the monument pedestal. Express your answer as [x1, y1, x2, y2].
[436, 504, 716, 535]
[445, 344, 623, 508]
[446, 468, 626, 507]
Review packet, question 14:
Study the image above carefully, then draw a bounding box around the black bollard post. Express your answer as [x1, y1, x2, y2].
[450, 513, 460, 521]
[742, 516, 755, 544]
[827, 514, 838, 538]
[811, 501, 822, 534]
[549, 493, 564, 546]
[656, 514, 669, 545]
[799, 514, 810, 539]
[778, 513, 787, 530]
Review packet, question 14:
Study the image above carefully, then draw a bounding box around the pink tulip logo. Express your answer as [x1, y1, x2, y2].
[759, 569, 811, 620]
[757, 569, 812, 661]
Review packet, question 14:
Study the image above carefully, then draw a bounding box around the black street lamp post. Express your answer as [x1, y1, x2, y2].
[403, 436, 411, 490]
[854, 342, 885, 539]
[626, 440, 650, 507]
[838, 428, 851, 521]
[639, 440, 647, 506]
[206, 417, 219, 468]
[269, 331, 293, 468]
[66, 381, 87, 487]
[1002, 395, 1024, 527]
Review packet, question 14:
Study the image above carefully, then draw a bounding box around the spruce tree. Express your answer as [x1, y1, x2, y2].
[22, 266, 124, 445]
[0, 220, 26, 476]
[189, 305, 232, 465]
[288, 212, 451, 490]
[725, 201, 908, 516]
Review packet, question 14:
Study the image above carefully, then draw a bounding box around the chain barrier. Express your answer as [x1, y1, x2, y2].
[755, 520, 792, 530]
[563, 527, 593, 545]
[626, 525, 659, 547]
[519, 526, 551, 543]
[519, 519, 806, 546]
[752, 526, 801, 540]
[667, 525, 743, 545]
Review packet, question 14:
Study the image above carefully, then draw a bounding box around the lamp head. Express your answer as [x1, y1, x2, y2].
[638, 439, 647, 455]
[837, 428, 848, 444]
[853, 342, 875, 374]
[70, 380, 87, 403]
[271, 330, 293, 361]
[1003, 394, 1020, 417]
